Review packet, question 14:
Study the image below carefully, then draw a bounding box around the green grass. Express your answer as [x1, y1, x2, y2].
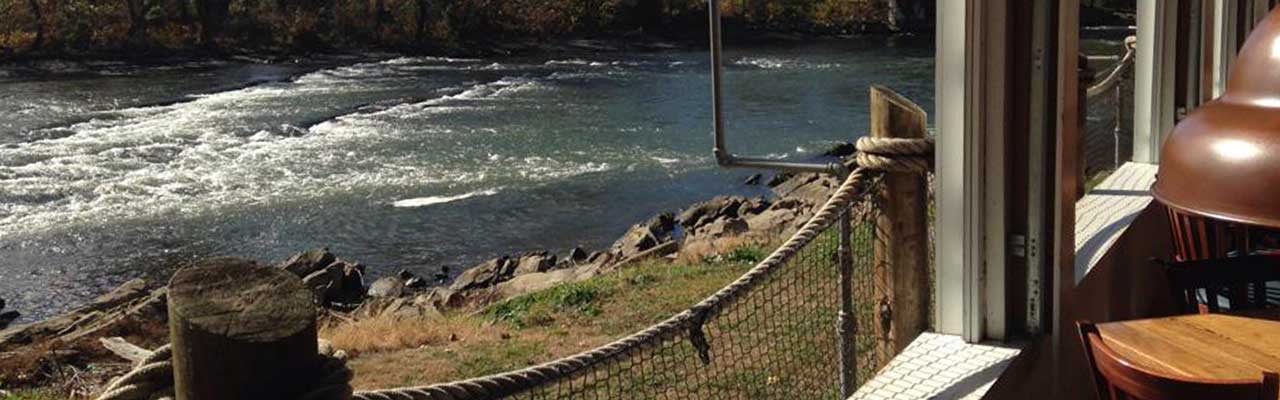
[1, 389, 60, 400]
[486, 248, 766, 332]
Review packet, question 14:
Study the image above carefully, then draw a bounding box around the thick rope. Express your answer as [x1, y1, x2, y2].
[94, 342, 353, 400]
[854, 136, 933, 173]
[1086, 36, 1137, 98]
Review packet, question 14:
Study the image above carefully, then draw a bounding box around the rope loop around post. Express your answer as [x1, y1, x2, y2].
[94, 342, 354, 400]
[854, 136, 935, 174]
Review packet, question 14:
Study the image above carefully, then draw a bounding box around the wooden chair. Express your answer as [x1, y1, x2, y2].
[1077, 321, 1280, 400]
[1158, 255, 1280, 314]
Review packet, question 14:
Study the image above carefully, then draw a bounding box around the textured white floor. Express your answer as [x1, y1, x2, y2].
[848, 333, 1023, 400]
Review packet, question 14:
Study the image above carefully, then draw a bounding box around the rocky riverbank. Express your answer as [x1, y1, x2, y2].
[0, 153, 848, 393]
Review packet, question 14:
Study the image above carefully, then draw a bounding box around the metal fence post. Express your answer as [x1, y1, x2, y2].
[838, 208, 856, 398]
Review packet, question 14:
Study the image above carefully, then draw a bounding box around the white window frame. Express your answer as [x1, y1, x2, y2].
[935, 0, 1009, 342]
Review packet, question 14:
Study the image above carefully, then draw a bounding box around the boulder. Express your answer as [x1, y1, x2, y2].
[823, 141, 857, 157]
[279, 248, 337, 278]
[740, 197, 771, 216]
[697, 218, 750, 239]
[368, 276, 406, 298]
[0, 311, 17, 330]
[0, 279, 167, 348]
[612, 213, 675, 258]
[767, 173, 795, 188]
[586, 251, 606, 264]
[449, 257, 512, 291]
[336, 262, 366, 304]
[433, 266, 451, 285]
[400, 269, 429, 289]
[677, 196, 755, 231]
[568, 247, 588, 264]
[303, 263, 347, 303]
[514, 252, 557, 275]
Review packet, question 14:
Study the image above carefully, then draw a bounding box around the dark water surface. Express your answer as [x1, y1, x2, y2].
[0, 37, 935, 321]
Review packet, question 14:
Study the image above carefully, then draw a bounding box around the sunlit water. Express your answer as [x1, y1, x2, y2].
[0, 37, 936, 321]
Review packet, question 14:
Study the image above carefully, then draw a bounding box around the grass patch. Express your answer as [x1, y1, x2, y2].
[1, 389, 61, 400]
[338, 244, 766, 390]
[488, 281, 608, 329]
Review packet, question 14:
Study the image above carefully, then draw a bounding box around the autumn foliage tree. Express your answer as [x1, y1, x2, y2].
[0, 0, 931, 57]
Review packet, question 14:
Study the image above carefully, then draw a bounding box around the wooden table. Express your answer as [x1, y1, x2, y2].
[1097, 310, 1280, 381]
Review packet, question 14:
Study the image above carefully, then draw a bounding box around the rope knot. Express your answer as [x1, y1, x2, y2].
[854, 137, 934, 173]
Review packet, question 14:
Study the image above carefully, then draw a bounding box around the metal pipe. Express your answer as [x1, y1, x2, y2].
[710, 0, 728, 163]
[837, 209, 856, 397]
[706, 0, 845, 176]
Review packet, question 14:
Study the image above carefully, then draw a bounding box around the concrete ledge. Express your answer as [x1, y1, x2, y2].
[848, 333, 1023, 400]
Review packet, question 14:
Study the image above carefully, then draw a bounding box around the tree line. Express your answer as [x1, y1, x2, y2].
[0, 0, 934, 58]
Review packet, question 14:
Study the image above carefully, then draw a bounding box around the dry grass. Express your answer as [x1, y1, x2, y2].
[333, 248, 764, 391]
[320, 315, 486, 356]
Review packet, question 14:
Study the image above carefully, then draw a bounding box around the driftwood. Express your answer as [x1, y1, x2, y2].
[99, 337, 153, 364]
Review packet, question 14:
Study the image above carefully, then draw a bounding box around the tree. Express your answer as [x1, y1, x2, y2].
[195, 0, 232, 45]
[125, 0, 151, 47]
[27, 0, 43, 49]
[414, 0, 433, 42]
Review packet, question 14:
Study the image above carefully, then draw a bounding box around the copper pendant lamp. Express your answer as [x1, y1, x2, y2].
[1153, 6, 1280, 261]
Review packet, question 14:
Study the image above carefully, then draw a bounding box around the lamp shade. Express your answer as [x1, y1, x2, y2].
[1153, 7, 1280, 229]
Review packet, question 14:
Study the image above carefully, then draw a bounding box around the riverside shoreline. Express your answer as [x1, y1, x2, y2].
[0, 149, 853, 394]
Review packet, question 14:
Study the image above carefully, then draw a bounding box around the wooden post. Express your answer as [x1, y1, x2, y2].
[869, 86, 930, 365]
[168, 257, 319, 400]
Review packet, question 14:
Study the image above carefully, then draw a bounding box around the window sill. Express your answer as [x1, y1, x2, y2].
[847, 333, 1023, 400]
[1074, 162, 1159, 283]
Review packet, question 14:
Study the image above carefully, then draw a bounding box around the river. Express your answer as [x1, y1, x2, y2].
[0, 36, 936, 321]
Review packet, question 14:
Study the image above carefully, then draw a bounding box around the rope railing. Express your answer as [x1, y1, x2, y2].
[94, 136, 934, 400]
[1086, 36, 1138, 99]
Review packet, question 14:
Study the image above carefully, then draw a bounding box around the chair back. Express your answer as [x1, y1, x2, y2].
[1077, 321, 1280, 400]
[1159, 255, 1280, 313]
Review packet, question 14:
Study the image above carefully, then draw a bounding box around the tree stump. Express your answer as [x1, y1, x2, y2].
[168, 257, 319, 400]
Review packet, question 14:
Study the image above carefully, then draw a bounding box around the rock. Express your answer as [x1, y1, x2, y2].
[611, 240, 680, 269]
[94, 279, 150, 309]
[400, 269, 429, 289]
[424, 287, 467, 309]
[494, 266, 596, 300]
[433, 266, 450, 284]
[823, 141, 857, 157]
[612, 213, 675, 258]
[586, 251, 606, 264]
[677, 196, 762, 231]
[0, 279, 167, 348]
[740, 197, 771, 216]
[336, 263, 366, 304]
[767, 173, 795, 187]
[449, 257, 512, 291]
[279, 248, 337, 278]
[0, 311, 18, 329]
[698, 218, 750, 239]
[515, 252, 557, 275]
[743, 173, 762, 185]
[303, 263, 345, 303]
[368, 276, 406, 298]
[0, 296, 6, 312]
[568, 247, 588, 264]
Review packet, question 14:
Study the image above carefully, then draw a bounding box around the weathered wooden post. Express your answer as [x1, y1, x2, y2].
[168, 257, 319, 400]
[869, 86, 931, 366]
